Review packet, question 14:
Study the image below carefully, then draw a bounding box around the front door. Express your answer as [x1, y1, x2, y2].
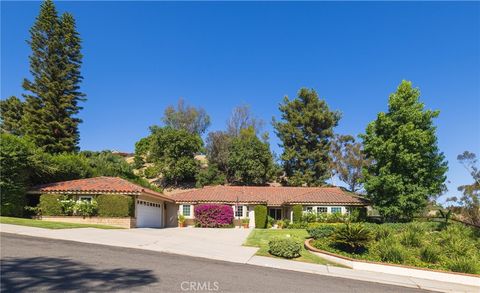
[268, 208, 282, 220]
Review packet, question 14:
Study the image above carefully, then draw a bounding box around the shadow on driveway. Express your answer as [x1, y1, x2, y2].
[1, 257, 158, 292]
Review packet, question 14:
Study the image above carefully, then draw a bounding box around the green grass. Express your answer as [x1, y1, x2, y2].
[0, 216, 123, 229]
[243, 229, 340, 266]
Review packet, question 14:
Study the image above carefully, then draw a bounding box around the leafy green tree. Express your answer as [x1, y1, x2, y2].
[135, 126, 203, 186]
[83, 151, 134, 178]
[163, 98, 210, 135]
[0, 134, 33, 216]
[361, 81, 448, 221]
[330, 134, 371, 192]
[0, 96, 24, 135]
[22, 0, 85, 153]
[205, 131, 232, 173]
[195, 164, 226, 187]
[133, 136, 152, 168]
[273, 88, 341, 186]
[227, 127, 273, 185]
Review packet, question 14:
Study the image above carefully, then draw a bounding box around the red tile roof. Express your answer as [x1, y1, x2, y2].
[173, 185, 367, 206]
[30, 177, 173, 202]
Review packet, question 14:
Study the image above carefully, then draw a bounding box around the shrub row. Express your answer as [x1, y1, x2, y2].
[38, 194, 133, 217]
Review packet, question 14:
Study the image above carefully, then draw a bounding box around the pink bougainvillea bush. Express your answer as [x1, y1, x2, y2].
[194, 204, 234, 228]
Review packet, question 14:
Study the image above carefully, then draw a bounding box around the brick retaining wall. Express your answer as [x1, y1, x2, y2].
[41, 216, 136, 228]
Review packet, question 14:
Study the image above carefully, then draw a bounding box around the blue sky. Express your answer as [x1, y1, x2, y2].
[2, 1, 479, 202]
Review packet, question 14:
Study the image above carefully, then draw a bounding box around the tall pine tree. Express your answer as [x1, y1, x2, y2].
[273, 88, 341, 186]
[22, 0, 85, 154]
[361, 81, 448, 221]
[0, 96, 24, 135]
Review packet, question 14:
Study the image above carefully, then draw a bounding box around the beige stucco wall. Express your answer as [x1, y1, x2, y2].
[165, 202, 178, 227]
[41, 216, 135, 228]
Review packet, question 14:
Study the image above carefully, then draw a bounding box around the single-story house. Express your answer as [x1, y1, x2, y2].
[29, 176, 177, 228]
[28, 176, 368, 228]
[173, 185, 368, 227]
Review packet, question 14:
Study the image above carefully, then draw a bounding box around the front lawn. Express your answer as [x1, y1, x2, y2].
[0, 216, 123, 229]
[244, 229, 339, 266]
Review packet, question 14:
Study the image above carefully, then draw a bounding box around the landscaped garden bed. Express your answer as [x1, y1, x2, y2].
[307, 222, 480, 275]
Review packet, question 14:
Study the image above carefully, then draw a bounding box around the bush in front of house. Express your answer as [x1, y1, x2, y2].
[268, 237, 302, 259]
[292, 205, 303, 223]
[254, 205, 267, 228]
[307, 224, 336, 239]
[74, 199, 98, 217]
[194, 204, 233, 228]
[97, 194, 134, 217]
[39, 194, 64, 216]
[332, 223, 372, 253]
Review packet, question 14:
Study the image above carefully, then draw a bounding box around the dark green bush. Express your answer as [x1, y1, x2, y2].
[307, 225, 336, 239]
[268, 237, 302, 259]
[420, 246, 441, 263]
[97, 194, 134, 217]
[332, 223, 372, 253]
[292, 205, 303, 223]
[39, 194, 63, 216]
[254, 205, 267, 228]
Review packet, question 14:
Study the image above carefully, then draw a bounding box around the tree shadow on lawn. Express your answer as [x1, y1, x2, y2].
[1, 257, 158, 292]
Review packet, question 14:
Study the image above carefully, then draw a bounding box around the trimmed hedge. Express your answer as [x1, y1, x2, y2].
[39, 194, 63, 216]
[97, 194, 134, 217]
[268, 237, 302, 259]
[254, 205, 267, 228]
[292, 205, 303, 223]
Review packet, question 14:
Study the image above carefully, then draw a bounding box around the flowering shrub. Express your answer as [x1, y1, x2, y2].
[74, 199, 98, 217]
[194, 204, 233, 228]
[59, 198, 76, 215]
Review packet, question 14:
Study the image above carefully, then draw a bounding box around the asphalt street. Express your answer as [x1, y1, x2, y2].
[0, 233, 431, 293]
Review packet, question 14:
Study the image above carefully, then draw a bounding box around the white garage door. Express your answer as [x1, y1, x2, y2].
[137, 200, 163, 228]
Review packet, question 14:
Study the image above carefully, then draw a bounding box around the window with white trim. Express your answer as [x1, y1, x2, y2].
[235, 206, 244, 218]
[317, 207, 328, 214]
[331, 207, 342, 214]
[304, 206, 313, 213]
[79, 196, 93, 202]
[182, 205, 191, 217]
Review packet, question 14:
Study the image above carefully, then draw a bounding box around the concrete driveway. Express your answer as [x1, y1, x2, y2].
[0, 224, 258, 263]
